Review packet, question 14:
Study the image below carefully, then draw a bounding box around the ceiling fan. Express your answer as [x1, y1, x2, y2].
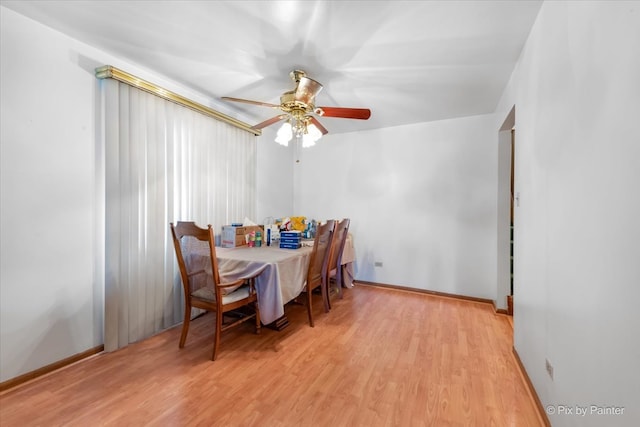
[222, 70, 371, 146]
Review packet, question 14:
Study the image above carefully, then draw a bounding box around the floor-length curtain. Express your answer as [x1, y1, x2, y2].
[102, 79, 256, 351]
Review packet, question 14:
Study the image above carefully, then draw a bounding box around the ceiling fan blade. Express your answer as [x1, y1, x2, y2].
[309, 117, 329, 135]
[316, 107, 371, 120]
[221, 96, 281, 108]
[295, 76, 323, 105]
[252, 115, 286, 130]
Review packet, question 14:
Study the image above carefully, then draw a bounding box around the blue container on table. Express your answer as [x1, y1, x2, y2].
[280, 230, 302, 249]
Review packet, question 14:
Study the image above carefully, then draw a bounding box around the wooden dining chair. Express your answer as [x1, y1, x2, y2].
[324, 218, 351, 310]
[170, 221, 260, 361]
[301, 219, 335, 327]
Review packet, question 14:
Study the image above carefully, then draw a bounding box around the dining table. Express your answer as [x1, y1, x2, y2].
[217, 244, 313, 327]
[185, 234, 356, 329]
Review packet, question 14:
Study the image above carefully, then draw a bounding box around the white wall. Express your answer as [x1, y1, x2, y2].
[495, 2, 640, 426]
[294, 114, 499, 301]
[0, 7, 290, 382]
[256, 126, 295, 222]
[1, 6, 100, 383]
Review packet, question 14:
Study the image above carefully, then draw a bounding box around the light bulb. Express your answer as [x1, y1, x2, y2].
[275, 122, 292, 146]
[307, 123, 322, 141]
[302, 134, 315, 148]
[302, 123, 322, 147]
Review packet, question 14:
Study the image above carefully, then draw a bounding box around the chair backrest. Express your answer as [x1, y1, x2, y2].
[170, 221, 221, 299]
[328, 218, 350, 273]
[306, 219, 335, 288]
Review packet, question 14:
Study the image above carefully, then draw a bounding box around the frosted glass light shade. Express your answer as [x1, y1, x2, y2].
[275, 122, 292, 146]
[302, 123, 322, 147]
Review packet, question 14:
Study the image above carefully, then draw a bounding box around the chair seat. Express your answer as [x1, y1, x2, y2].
[192, 285, 252, 304]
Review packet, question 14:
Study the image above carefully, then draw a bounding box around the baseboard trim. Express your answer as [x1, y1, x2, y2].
[495, 307, 509, 315]
[512, 347, 551, 427]
[0, 345, 104, 393]
[355, 280, 495, 306]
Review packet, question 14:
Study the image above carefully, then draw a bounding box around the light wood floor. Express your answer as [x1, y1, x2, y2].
[0, 284, 543, 426]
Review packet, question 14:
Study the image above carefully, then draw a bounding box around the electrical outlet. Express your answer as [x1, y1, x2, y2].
[545, 358, 554, 380]
[374, 261, 383, 267]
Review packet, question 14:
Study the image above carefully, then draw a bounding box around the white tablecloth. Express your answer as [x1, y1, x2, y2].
[187, 244, 312, 325]
[184, 234, 355, 325]
[340, 233, 356, 288]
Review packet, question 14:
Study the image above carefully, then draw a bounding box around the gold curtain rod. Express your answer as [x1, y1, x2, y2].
[95, 65, 261, 136]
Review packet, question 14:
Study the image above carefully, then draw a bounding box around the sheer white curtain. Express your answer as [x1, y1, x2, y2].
[102, 79, 256, 351]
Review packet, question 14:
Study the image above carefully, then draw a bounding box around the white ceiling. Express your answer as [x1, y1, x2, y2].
[2, 0, 542, 135]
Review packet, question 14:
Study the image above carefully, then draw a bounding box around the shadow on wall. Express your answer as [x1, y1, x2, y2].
[6, 295, 89, 382]
[358, 249, 375, 281]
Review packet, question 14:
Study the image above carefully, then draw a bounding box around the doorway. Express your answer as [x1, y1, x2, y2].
[497, 106, 515, 314]
[508, 128, 515, 315]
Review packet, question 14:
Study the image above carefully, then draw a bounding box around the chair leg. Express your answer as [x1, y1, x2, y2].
[254, 301, 261, 334]
[322, 277, 331, 313]
[336, 267, 344, 299]
[212, 310, 223, 361]
[306, 288, 315, 327]
[179, 304, 191, 348]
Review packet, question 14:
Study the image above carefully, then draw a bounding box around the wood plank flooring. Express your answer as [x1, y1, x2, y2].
[0, 284, 543, 426]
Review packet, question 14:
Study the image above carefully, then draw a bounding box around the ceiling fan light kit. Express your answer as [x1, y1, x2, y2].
[274, 116, 323, 147]
[222, 70, 371, 148]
